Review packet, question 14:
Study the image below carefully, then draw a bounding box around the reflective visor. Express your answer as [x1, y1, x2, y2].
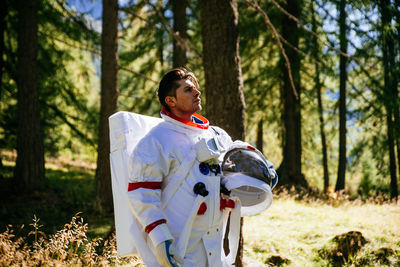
[222, 149, 272, 186]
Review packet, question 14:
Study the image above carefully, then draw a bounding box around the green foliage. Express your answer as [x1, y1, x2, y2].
[0, 0, 99, 161]
[0, 0, 398, 201]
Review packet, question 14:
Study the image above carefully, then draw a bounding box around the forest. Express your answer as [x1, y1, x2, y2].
[0, 0, 399, 266]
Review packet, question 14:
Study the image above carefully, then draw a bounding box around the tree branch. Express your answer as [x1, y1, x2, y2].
[145, 0, 202, 58]
[244, 0, 298, 99]
[119, 65, 158, 84]
[269, 0, 360, 64]
[45, 103, 96, 147]
[38, 31, 100, 55]
[54, 0, 100, 39]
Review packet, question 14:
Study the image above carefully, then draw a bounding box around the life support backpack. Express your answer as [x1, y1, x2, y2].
[109, 111, 162, 261]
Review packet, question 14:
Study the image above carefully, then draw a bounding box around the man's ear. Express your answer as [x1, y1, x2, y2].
[165, 96, 176, 108]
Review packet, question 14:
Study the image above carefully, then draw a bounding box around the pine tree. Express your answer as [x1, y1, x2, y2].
[95, 0, 119, 211]
[14, 0, 45, 190]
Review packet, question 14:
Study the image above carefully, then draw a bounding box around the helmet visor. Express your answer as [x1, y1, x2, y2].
[222, 149, 272, 186]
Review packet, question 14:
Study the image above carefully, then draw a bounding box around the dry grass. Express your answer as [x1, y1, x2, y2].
[0, 213, 143, 267]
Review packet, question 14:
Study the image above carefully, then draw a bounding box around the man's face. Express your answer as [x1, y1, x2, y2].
[167, 79, 202, 117]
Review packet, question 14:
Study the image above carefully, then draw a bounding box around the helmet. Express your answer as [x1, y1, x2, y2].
[221, 141, 278, 216]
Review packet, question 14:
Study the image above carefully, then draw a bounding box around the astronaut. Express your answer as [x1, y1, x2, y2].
[127, 68, 235, 266]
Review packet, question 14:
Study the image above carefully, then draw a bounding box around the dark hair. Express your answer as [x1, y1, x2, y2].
[157, 68, 199, 111]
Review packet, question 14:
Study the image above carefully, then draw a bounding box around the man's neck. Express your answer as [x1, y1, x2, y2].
[169, 109, 193, 122]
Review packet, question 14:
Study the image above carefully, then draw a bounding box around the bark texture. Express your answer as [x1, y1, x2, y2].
[379, 0, 398, 199]
[200, 0, 245, 141]
[172, 0, 187, 68]
[95, 0, 119, 212]
[14, 0, 45, 190]
[335, 0, 348, 191]
[311, 0, 329, 192]
[278, 0, 307, 186]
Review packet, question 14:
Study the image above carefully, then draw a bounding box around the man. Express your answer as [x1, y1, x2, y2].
[128, 68, 235, 266]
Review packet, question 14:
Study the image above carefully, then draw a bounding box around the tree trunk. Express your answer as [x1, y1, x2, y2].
[14, 0, 45, 190]
[95, 0, 119, 212]
[156, 25, 164, 66]
[200, 0, 245, 265]
[311, 0, 329, 192]
[257, 118, 263, 154]
[0, 0, 6, 97]
[278, 0, 307, 187]
[156, 0, 164, 67]
[394, 0, 400, 183]
[335, 0, 348, 192]
[172, 0, 187, 68]
[379, 0, 398, 199]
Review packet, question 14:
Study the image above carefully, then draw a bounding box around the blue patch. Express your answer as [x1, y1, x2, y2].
[192, 116, 204, 124]
[199, 162, 209, 175]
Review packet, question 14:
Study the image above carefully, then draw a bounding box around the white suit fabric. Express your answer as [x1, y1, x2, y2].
[127, 110, 234, 267]
[109, 112, 163, 265]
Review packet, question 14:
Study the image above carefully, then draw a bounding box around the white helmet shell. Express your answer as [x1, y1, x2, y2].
[221, 141, 278, 216]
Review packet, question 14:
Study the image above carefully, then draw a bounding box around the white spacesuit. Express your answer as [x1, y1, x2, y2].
[109, 108, 277, 266]
[127, 107, 235, 267]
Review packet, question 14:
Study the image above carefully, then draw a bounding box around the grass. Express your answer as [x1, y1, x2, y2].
[0, 150, 110, 239]
[243, 189, 400, 266]
[1, 151, 399, 266]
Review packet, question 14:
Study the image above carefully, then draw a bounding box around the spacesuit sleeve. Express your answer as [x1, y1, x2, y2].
[128, 136, 174, 247]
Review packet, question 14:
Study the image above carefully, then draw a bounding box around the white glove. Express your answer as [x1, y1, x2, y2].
[155, 240, 184, 267]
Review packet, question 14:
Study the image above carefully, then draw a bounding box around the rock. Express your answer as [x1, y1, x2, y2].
[265, 254, 291, 266]
[332, 230, 368, 261]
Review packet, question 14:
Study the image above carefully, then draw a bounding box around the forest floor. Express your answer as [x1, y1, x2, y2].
[1, 152, 399, 266]
[243, 189, 400, 266]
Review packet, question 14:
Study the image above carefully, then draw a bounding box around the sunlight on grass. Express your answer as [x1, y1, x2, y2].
[243, 195, 400, 266]
[87, 218, 114, 237]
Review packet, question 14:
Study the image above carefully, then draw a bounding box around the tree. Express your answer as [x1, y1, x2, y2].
[172, 0, 187, 68]
[0, 0, 6, 172]
[378, 0, 398, 199]
[256, 118, 264, 153]
[200, 0, 245, 141]
[200, 1, 245, 265]
[95, 0, 119, 212]
[0, 0, 6, 97]
[393, 0, 400, 183]
[278, 0, 307, 187]
[335, 0, 348, 192]
[311, 0, 329, 192]
[14, 0, 45, 190]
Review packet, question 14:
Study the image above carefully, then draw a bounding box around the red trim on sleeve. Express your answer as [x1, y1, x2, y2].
[247, 145, 256, 150]
[145, 219, 167, 233]
[128, 182, 162, 192]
